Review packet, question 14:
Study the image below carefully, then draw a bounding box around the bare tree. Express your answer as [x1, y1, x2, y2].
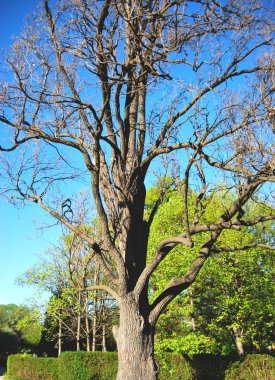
[0, 0, 274, 378]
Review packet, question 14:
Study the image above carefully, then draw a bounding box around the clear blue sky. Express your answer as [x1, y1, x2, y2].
[0, 0, 61, 306]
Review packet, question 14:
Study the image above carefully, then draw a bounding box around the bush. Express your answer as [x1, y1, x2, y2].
[6, 354, 58, 380]
[225, 354, 275, 380]
[58, 351, 192, 380]
[58, 351, 118, 380]
[190, 354, 237, 380]
[8, 351, 273, 380]
[156, 353, 194, 380]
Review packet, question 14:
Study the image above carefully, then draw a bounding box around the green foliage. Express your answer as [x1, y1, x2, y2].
[189, 354, 238, 380]
[0, 329, 20, 358]
[0, 304, 42, 357]
[155, 333, 218, 356]
[224, 354, 275, 380]
[6, 351, 274, 380]
[7, 354, 58, 380]
[148, 187, 274, 355]
[192, 247, 275, 354]
[6, 351, 195, 380]
[58, 351, 118, 380]
[157, 353, 194, 380]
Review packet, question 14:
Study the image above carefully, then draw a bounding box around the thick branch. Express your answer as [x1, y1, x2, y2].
[72, 284, 121, 302]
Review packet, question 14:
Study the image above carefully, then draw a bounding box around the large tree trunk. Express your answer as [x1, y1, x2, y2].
[113, 295, 158, 380]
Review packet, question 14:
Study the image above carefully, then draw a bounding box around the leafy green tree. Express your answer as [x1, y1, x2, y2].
[192, 244, 274, 355]
[147, 187, 274, 356]
[0, 304, 42, 357]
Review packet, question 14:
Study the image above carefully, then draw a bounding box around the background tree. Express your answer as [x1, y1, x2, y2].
[192, 247, 274, 356]
[0, 1, 274, 378]
[147, 187, 274, 356]
[17, 234, 117, 355]
[0, 304, 42, 359]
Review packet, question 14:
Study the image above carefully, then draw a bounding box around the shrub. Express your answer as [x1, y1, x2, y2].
[9, 351, 273, 380]
[58, 351, 193, 380]
[156, 353, 194, 380]
[190, 354, 237, 380]
[225, 354, 275, 380]
[58, 351, 118, 380]
[6, 354, 58, 380]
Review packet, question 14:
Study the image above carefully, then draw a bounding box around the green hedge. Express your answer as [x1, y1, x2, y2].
[6, 352, 274, 380]
[225, 354, 275, 380]
[58, 351, 118, 380]
[190, 354, 237, 380]
[157, 353, 193, 380]
[58, 351, 193, 380]
[7, 351, 192, 380]
[6, 354, 58, 380]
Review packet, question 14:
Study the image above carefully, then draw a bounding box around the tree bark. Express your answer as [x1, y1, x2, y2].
[102, 304, 107, 352]
[233, 326, 245, 355]
[92, 266, 99, 351]
[113, 295, 158, 380]
[102, 323, 107, 352]
[58, 319, 62, 357]
[76, 291, 81, 351]
[190, 290, 196, 332]
[85, 291, 90, 352]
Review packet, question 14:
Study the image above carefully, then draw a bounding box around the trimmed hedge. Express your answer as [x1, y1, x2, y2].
[6, 354, 58, 380]
[7, 351, 192, 380]
[58, 351, 118, 380]
[157, 353, 194, 380]
[190, 354, 237, 380]
[6, 352, 275, 380]
[225, 354, 275, 380]
[58, 351, 193, 380]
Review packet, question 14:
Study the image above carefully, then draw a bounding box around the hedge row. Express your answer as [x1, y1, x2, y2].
[225, 354, 275, 380]
[6, 354, 58, 380]
[6, 352, 275, 380]
[58, 351, 118, 380]
[6, 352, 193, 380]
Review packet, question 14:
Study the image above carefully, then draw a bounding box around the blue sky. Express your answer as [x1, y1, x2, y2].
[0, 0, 61, 305]
[0, 0, 272, 307]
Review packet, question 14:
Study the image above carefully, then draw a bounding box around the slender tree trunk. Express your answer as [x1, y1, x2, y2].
[58, 319, 62, 357]
[76, 291, 81, 351]
[233, 326, 244, 355]
[92, 302, 97, 351]
[102, 305, 107, 352]
[85, 291, 90, 352]
[189, 291, 196, 332]
[92, 265, 99, 351]
[102, 323, 107, 352]
[113, 294, 158, 380]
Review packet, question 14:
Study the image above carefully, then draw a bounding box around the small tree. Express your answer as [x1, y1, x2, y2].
[0, 1, 274, 378]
